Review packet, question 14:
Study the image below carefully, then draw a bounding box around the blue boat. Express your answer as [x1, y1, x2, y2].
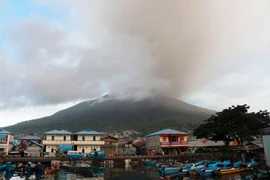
[245, 172, 269, 179]
[199, 160, 233, 177]
[160, 165, 181, 177]
[178, 160, 218, 177]
[246, 160, 257, 167]
[143, 160, 157, 167]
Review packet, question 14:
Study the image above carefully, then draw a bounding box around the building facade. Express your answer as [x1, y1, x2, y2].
[0, 128, 14, 154]
[146, 129, 189, 155]
[74, 129, 105, 154]
[43, 128, 73, 154]
[42, 128, 104, 155]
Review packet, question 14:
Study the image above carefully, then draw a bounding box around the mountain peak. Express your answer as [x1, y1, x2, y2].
[4, 96, 214, 136]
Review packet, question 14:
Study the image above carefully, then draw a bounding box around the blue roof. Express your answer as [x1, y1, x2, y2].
[147, 129, 188, 137]
[75, 129, 104, 135]
[44, 128, 72, 135]
[0, 128, 12, 134]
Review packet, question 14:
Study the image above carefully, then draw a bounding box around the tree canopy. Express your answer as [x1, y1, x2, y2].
[193, 104, 270, 146]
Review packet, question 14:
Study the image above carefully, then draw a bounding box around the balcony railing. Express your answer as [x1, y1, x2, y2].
[42, 140, 105, 145]
[161, 141, 189, 146]
[73, 141, 104, 145]
[42, 140, 72, 144]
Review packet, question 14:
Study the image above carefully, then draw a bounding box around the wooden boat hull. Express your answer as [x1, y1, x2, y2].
[200, 170, 214, 177]
[189, 170, 200, 176]
[214, 167, 248, 176]
[178, 172, 189, 176]
[160, 166, 181, 177]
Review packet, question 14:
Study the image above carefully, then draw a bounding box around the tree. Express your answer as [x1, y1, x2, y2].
[53, 147, 62, 158]
[193, 105, 270, 146]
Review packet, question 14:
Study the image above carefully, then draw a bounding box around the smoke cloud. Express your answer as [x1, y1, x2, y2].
[1, 0, 270, 109]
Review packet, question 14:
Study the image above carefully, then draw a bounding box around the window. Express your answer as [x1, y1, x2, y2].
[0, 135, 6, 142]
[52, 136, 55, 141]
[63, 136, 66, 141]
[180, 136, 184, 141]
[93, 136, 96, 141]
[162, 137, 166, 141]
[171, 136, 178, 142]
[51, 149, 54, 153]
[0, 148, 4, 152]
[82, 149, 85, 153]
[82, 136, 85, 141]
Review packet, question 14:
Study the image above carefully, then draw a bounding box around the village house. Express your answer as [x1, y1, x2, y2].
[117, 139, 136, 155]
[0, 128, 14, 155]
[132, 138, 146, 155]
[42, 128, 105, 156]
[42, 128, 73, 156]
[20, 134, 43, 157]
[73, 129, 105, 154]
[146, 129, 189, 155]
[100, 136, 119, 156]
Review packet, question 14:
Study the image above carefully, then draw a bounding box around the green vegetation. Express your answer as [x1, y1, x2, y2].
[193, 104, 270, 146]
[4, 96, 214, 136]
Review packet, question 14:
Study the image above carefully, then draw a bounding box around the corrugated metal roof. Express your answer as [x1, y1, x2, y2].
[147, 129, 188, 137]
[188, 139, 225, 147]
[0, 128, 12, 134]
[20, 135, 41, 141]
[44, 128, 72, 135]
[75, 129, 104, 135]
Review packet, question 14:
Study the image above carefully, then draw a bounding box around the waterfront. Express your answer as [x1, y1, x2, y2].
[1, 164, 257, 180]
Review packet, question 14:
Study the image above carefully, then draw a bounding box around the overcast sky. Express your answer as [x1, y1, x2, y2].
[1, 0, 270, 127]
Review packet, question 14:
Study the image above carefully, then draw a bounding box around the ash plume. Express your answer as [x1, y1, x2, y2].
[1, 0, 270, 108]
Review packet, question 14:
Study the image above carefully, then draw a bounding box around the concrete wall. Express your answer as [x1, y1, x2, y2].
[146, 135, 162, 154]
[45, 145, 58, 153]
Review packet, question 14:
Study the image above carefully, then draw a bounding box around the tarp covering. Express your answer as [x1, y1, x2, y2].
[13, 141, 20, 147]
[58, 145, 72, 152]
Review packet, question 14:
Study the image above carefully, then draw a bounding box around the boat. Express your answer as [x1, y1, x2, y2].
[198, 160, 233, 177]
[191, 161, 225, 176]
[189, 170, 200, 176]
[246, 160, 257, 167]
[245, 172, 269, 179]
[199, 169, 216, 177]
[214, 167, 248, 176]
[177, 168, 190, 176]
[159, 165, 181, 177]
[60, 163, 103, 177]
[142, 160, 157, 167]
